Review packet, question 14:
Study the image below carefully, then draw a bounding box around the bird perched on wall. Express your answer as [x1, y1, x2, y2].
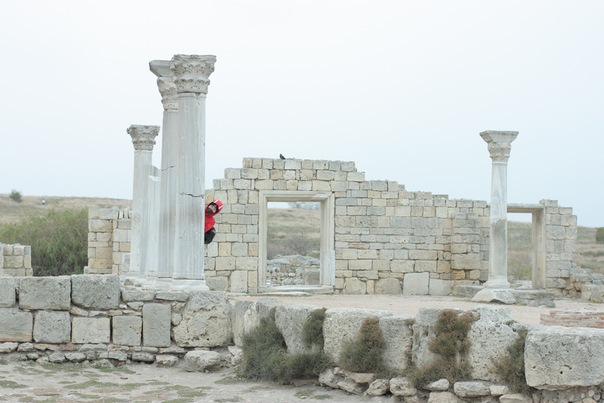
[279, 154, 286, 160]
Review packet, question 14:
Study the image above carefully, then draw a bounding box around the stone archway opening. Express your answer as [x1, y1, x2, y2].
[507, 204, 546, 289]
[258, 191, 335, 293]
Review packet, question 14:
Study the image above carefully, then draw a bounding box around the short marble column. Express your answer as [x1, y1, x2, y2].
[480, 130, 518, 289]
[150, 60, 178, 279]
[171, 54, 216, 286]
[126, 125, 160, 277]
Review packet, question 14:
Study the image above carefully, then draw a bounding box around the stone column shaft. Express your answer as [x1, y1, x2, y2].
[150, 60, 178, 278]
[480, 130, 518, 289]
[171, 54, 216, 285]
[127, 125, 160, 276]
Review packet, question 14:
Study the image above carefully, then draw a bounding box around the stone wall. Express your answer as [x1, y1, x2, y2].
[0, 275, 232, 366]
[88, 158, 577, 295]
[2, 276, 604, 401]
[0, 243, 32, 276]
[87, 207, 132, 275]
[204, 158, 576, 295]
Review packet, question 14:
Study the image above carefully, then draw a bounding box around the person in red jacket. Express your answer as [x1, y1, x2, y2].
[204, 199, 223, 244]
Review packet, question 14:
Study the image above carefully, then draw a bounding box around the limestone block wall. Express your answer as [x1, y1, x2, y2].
[202, 158, 576, 295]
[0, 243, 32, 276]
[88, 158, 577, 295]
[542, 199, 578, 290]
[0, 275, 232, 365]
[87, 207, 131, 275]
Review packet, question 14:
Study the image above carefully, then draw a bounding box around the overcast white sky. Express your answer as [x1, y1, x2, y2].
[1, 1, 602, 227]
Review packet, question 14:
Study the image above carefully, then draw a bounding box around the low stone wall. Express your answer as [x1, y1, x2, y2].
[2, 275, 604, 402]
[541, 308, 604, 328]
[87, 208, 131, 274]
[0, 243, 32, 276]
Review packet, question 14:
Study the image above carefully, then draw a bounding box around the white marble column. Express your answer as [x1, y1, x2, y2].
[141, 167, 160, 278]
[480, 130, 518, 289]
[171, 54, 216, 286]
[150, 60, 178, 279]
[126, 125, 160, 277]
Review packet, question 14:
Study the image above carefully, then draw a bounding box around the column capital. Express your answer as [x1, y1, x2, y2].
[149, 60, 178, 111]
[480, 130, 518, 163]
[128, 125, 160, 151]
[170, 54, 216, 95]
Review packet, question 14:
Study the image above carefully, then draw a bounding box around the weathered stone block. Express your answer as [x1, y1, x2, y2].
[429, 279, 452, 296]
[142, 303, 171, 348]
[380, 315, 413, 372]
[172, 292, 232, 348]
[403, 272, 429, 295]
[467, 307, 525, 382]
[323, 308, 392, 362]
[72, 317, 110, 344]
[33, 311, 71, 343]
[525, 326, 604, 389]
[0, 277, 18, 307]
[230, 300, 254, 346]
[71, 274, 120, 309]
[275, 303, 319, 354]
[0, 309, 33, 342]
[113, 315, 142, 346]
[19, 276, 71, 310]
[184, 350, 221, 372]
[374, 278, 401, 295]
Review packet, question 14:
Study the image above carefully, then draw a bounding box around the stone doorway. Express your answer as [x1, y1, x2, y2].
[258, 191, 335, 293]
[507, 204, 546, 289]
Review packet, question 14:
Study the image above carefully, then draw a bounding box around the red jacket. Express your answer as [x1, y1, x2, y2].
[204, 200, 223, 232]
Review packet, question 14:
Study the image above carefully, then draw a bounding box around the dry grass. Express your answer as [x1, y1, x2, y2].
[0, 194, 131, 224]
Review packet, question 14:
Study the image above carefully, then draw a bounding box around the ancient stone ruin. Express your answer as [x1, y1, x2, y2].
[2, 53, 603, 401]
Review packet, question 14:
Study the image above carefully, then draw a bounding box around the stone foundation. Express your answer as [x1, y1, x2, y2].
[2, 274, 604, 401]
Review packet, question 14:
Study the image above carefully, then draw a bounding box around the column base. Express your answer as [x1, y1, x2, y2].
[471, 288, 516, 304]
[171, 278, 210, 291]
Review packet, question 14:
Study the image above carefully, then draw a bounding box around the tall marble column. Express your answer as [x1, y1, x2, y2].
[480, 130, 518, 289]
[171, 54, 216, 285]
[150, 60, 178, 279]
[126, 125, 160, 277]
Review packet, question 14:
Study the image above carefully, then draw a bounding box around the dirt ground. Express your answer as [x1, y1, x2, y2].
[1, 294, 601, 402]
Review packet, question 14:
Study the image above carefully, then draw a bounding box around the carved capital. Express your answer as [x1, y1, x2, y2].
[149, 60, 178, 110]
[480, 130, 518, 163]
[128, 125, 160, 151]
[156, 77, 178, 110]
[170, 54, 216, 95]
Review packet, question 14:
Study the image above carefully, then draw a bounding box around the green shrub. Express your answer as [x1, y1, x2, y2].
[410, 310, 474, 387]
[302, 308, 326, 349]
[9, 189, 22, 203]
[338, 316, 387, 374]
[493, 328, 530, 394]
[241, 308, 332, 384]
[0, 208, 88, 276]
[596, 228, 604, 244]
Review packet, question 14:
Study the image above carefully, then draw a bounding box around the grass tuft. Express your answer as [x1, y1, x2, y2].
[493, 328, 531, 394]
[241, 308, 332, 384]
[338, 316, 387, 374]
[409, 310, 474, 387]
